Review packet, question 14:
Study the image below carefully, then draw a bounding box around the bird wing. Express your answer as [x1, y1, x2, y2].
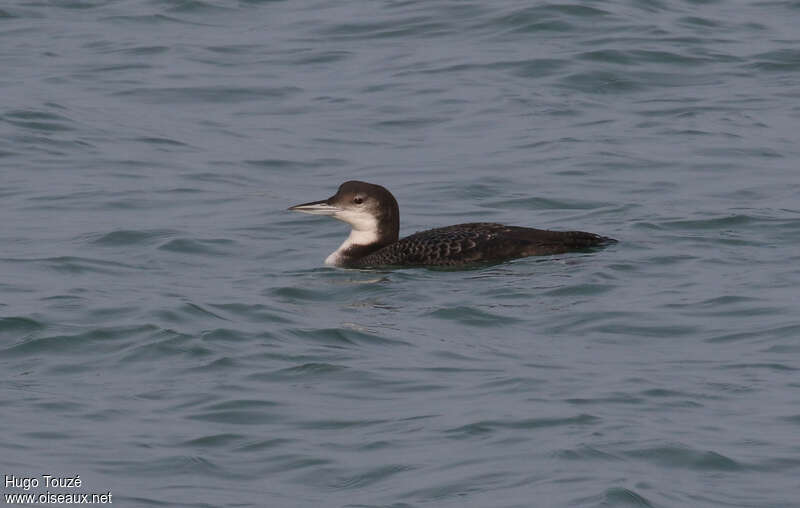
[354, 223, 612, 267]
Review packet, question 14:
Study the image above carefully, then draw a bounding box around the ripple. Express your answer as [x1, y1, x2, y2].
[484, 5, 608, 34]
[180, 433, 245, 448]
[120, 329, 212, 362]
[400, 471, 513, 502]
[33, 256, 140, 274]
[99, 455, 223, 477]
[132, 136, 190, 147]
[114, 86, 302, 104]
[101, 14, 202, 26]
[91, 229, 177, 246]
[2, 109, 75, 132]
[415, 58, 569, 79]
[235, 438, 295, 453]
[207, 303, 293, 324]
[291, 50, 353, 65]
[315, 17, 450, 40]
[187, 400, 283, 425]
[244, 157, 346, 170]
[426, 306, 521, 327]
[372, 117, 447, 130]
[0, 316, 44, 339]
[553, 445, 622, 462]
[294, 418, 390, 430]
[288, 327, 409, 347]
[566, 394, 646, 406]
[625, 445, 742, 471]
[659, 214, 758, 230]
[153, 303, 229, 324]
[483, 196, 605, 210]
[719, 362, 798, 372]
[183, 356, 238, 372]
[544, 283, 615, 297]
[110, 45, 170, 56]
[678, 15, 720, 28]
[324, 464, 414, 490]
[578, 49, 711, 66]
[163, 0, 236, 14]
[446, 414, 600, 438]
[560, 70, 646, 94]
[596, 487, 655, 507]
[747, 49, 800, 71]
[273, 362, 349, 377]
[2, 325, 155, 357]
[158, 237, 236, 255]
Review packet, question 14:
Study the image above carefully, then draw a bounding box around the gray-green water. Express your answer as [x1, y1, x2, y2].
[2, 1, 800, 507]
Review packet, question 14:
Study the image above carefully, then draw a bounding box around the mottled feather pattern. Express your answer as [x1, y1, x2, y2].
[349, 223, 614, 267]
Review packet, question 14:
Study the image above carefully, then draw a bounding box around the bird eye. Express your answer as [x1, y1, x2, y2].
[353, 197, 364, 204]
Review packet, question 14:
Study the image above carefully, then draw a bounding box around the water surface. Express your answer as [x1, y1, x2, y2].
[2, 1, 800, 507]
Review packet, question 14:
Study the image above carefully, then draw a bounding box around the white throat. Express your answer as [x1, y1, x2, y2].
[324, 211, 380, 266]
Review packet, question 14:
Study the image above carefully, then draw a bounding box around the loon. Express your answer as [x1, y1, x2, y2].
[288, 181, 616, 268]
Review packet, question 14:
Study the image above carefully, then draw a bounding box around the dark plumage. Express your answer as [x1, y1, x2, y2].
[289, 181, 616, 268]
[352, 223, 614, 268]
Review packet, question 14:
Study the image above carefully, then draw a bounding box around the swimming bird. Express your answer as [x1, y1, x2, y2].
[288, 181, 616, 268]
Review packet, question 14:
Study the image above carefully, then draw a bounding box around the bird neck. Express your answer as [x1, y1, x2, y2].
[324, 216, 398, 267]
